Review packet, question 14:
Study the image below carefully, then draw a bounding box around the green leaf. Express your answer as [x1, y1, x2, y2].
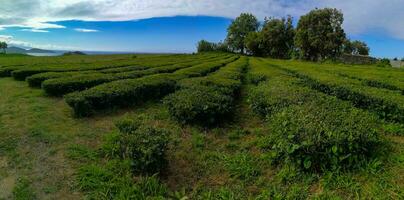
[303, 158, 312, 169]
[332, 145, 338, 154]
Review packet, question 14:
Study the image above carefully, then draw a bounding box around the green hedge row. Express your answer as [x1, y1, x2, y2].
[163, 57, 248, 125]
[27, 71, 97, 87]
[42, 55, 233, 96]
[27, 54, 221, 88]
[273, 64, 404, 123]
[0, 66, 24, 77]
[65, 56, 238, 117]
[335, 72, 404, 94]
[265, 97, 382, 172]
[10, 53, 219, 81]
[247, 58, 383, 172]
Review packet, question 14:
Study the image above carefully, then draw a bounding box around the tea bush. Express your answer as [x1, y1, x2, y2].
[273, 63, 404, 123]
[164, 86, 234, 125]
[164, 57, 247, 125]
[43, 55, 233, 96]
[65, 74, 178, 117]
[264, 97, 382, 172]
[118, 124, 170, 175]
[65, 57, 237, 116]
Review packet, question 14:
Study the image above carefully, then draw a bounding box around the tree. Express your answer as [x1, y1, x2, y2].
[351, 40, 369, 55]
[0, 42, 7, 54]
[215, 41, 230, 52]
[342, 39, 354, 55]
[295, 8, 346, 61]
[343, 40, 370, 56]
[226, 13, 259, 54]
[196, 40, 229, 53]
[260, 16, 295, 58]
[245, 32, 264, 56]
[197, 40, 216, 53]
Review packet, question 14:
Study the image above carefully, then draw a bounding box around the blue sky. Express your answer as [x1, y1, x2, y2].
[0, 16, 231, 53]
[0, 0, 403, 58]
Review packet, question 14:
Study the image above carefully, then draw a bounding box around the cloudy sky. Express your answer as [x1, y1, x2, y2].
[0, 0, 403, 57]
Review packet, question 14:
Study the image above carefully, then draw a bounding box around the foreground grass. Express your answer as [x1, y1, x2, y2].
[0, 78, 122, 199]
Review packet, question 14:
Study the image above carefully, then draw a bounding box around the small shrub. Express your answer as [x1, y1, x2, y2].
[164, 86, 234, 125]
[114, 119, 170, 175]
[263, 98, 382, 172]
[376, 58, 391, 67]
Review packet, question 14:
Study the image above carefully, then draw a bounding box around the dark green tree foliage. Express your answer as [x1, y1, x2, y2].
[343, 40, 370, 55]
[245, 32, 264, 56]
[0, 42, 7, 53]
[226, 13, 259, 54]
[295, 8, 346, 61]
[197, 40, 230, 53]
[351, 40, 370, 55]
[260, 16, 295, 58]
[197, 40, 216, 53]
[342, 39, 354, 55]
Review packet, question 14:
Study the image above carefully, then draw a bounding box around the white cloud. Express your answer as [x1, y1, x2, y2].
[0, 35, 14, 41]
[74, 28, 99, 32]
[21, 29, 49, 33]
[0, 0, 403, 40]
[0, 34, 77, 50]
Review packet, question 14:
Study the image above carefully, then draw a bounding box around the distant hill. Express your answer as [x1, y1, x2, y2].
[5, 46, 54, 54]
[5, 47, 27, 54]
[63, 51, 87, 56]
[27, 48, 54, 53]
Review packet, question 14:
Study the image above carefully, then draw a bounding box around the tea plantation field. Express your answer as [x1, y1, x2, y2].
[0, 53, 403, 199]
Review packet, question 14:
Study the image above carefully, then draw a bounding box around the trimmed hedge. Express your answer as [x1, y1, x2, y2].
[264, 97, 382, 172]
[43, 74, 117, 96]
[164, 86, 235, 125]
[278, 66, 404, 123]
[247, 58, 384, 172]
[27, 71, 97, 87]
[113, 118, 170, 175]
[164, 57, 247, 125]
[9, 53, 219, 81]
[248, 78, 314, 116]
[43, 55, 234, 96]
[65, 74, 178, 117]
[27, 54, 222, 89]
[65, 56, 238, 117]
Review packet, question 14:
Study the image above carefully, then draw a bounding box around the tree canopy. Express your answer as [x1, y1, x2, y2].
[0, 42, 8, 53]
[226, 13, 259, 54]
[245, 32, 264, 56]
[197, 8, 371, 62]
[260, 16, 295, 58]
[343, 40, 370, 56]
[197, 40, 229, 53]
[295, 8, 346, 61]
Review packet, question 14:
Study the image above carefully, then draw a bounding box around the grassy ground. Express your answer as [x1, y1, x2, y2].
[0, 77, 123, 199]
[0, 57, 403, 199]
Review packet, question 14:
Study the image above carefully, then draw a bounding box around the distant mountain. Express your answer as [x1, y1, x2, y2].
[5, 46, 54, 54]
[5, 47, 27, 54]
[63, 51, 87, 56]
[26, 48, 55, 53]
